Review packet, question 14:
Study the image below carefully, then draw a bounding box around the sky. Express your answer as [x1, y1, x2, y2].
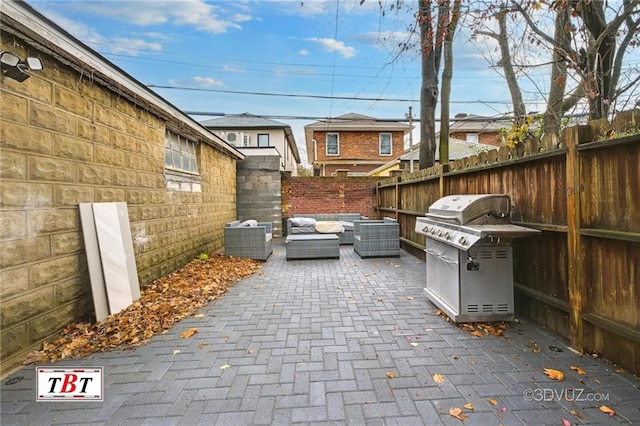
[25, 0, 574, 163]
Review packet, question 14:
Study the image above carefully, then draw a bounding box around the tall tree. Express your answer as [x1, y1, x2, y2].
[513, 0, 640, 121]
[439, 0, 462, 165]
[419, 0, 459, 169]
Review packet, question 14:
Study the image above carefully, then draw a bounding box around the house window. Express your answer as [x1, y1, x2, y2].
[326, 133, 339, 155]
[165, 130, 198, 174]
[257, 133, 269, 147]
[466, 133, 479, 144]
[380, 133, 392, 155]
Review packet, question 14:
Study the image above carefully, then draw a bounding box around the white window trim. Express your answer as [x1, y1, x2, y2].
[466, 133, 479, 144]
[326, 132, 340, 156]
[379, 132, 392, 156]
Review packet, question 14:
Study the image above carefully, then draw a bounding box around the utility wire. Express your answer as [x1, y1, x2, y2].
[147, 84, 533, 104]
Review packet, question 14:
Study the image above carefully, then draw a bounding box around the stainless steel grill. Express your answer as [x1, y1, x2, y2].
[415, 194, 540, 323]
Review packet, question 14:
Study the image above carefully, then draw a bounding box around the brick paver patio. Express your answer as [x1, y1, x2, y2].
[1, 239, 639, 425]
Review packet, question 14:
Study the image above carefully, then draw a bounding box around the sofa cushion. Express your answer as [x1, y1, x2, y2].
[290, 226, 317, 234]
[339, 220, 354, 231]
[290, 217, 316, 227]
[315, 221, 344, 234]
[238, 219, 258, 227]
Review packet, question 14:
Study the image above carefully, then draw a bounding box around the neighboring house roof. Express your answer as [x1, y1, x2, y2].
[304, 113, 411, 163]
[365, 137, 496, 176]
[402, 137, 496, 161]
[201, 113, 301, 163]
[450, 113, 531, 134]
[1, 1, 243, 160]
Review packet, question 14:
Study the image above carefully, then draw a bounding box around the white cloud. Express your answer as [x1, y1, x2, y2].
[298, 49, 310, 56]
[72, 0, 243, 34]
[36, 7, 163, 57]
[232, 14, 253, 23]
[306, 37, 356, 58]
[169, 77, 225, 87]
[110, 38, 163, 55]
[223, 65, 246, 72]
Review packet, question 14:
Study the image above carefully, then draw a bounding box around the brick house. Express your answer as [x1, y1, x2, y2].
[304, 113, 410, 176]
[0, 1, 243, 376]
[449, 113, 513, 146]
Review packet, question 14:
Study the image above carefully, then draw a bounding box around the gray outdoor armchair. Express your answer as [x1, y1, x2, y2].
[353, 217, 400, 258]
[224, 220, 273, 261]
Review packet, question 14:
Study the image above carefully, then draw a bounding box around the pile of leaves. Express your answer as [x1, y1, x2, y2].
[24, 255, 261, 364]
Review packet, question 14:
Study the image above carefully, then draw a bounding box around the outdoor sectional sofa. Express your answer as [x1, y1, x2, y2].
[286, 213, 368, 245]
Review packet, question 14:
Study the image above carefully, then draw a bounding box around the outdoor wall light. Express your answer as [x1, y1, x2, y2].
[0, 51, 44, 83]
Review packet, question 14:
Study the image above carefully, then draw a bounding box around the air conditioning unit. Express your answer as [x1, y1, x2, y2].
[225, 131, 243, 145]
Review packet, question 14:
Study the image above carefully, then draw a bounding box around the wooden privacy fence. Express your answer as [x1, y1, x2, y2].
[376, 110, 640, 374]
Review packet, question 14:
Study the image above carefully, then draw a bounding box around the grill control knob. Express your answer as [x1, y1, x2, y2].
[458, 236, 467, 245]
[444, 232, 451, 240]
[437, 230, 443, 237]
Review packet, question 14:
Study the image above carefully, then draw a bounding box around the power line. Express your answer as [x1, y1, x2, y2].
[147, 84, 530, 104]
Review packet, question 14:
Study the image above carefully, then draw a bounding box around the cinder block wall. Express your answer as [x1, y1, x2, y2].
[0, 35, 237, 376]
[236, 155, 282, 236]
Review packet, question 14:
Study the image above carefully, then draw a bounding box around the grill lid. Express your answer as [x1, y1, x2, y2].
[426, 194, 510, 225]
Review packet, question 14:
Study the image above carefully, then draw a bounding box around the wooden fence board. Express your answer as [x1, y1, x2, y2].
[376, 117, 639, 374]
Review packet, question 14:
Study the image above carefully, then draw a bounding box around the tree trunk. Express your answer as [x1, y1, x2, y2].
[439, 0, 461, 166]
[419, 0, 438, 169]
[496, 10, 526, 125]
[542, 7, 571, 148]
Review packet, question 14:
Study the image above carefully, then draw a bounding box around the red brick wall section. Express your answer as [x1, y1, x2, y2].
[282, 176, 382, 219]
[313, 131, 405, 161]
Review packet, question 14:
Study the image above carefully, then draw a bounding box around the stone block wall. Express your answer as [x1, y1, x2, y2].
[236, 155, 282, 236]
[0, 35, 237, 376]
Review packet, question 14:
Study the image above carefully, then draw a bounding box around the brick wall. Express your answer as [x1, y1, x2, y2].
[0, 35, 237, 376]
[281, 176, 382, 220]
[313, 130, 405, 161]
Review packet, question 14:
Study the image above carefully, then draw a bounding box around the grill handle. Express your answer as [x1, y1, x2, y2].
[424, 213, 462, 224]
[425, 210, 507, 225]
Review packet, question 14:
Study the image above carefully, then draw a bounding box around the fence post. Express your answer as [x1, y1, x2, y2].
[564, 124, 592, 353]
[439, 164, 448, 198]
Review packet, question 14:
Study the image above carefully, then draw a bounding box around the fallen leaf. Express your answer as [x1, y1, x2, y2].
[487, 398, 498, 406]
[615, 368, 626, 373]
[173, 349, 181, 355]
[386, 372, 395, 378]
[500, 407, 508, 412]
[570, 366, 586, 375]
[22, 255, 262, 363]
[471, 330, 484, 338]
[410, 342, 419, 347]
[220, 364, 230, 370]
[599, 405, 615, 416]
[181, 328, 198, 339]
[449, 407, 468, 421]
[463, 403, 474, 410]
[561, 419, 571, 426]
[543, 368, 564, 381]
[194, 314, 205, 318]
[433, 373, 445, 384]
[198, 343, 209, 349]
[569, 410, 585, 419]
